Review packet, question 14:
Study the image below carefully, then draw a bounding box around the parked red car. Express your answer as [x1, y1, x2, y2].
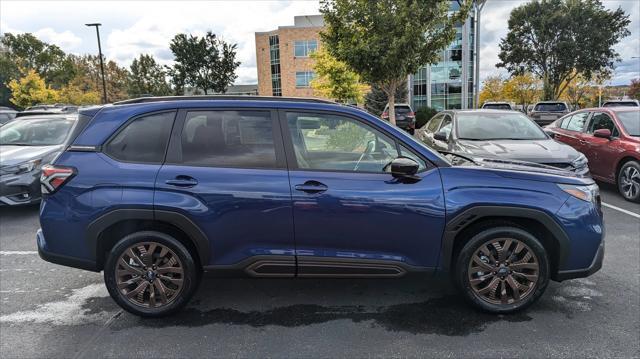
[545, 107, 640, 202]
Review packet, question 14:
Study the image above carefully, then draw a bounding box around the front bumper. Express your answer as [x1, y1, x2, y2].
[0, 169, 41, 206]
[554, 237, 604, 281]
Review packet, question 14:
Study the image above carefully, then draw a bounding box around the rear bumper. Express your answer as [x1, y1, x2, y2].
[554, 238, 604, 281]
[37, 229, 99, 272]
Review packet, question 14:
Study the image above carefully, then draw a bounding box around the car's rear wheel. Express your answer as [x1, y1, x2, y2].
[455, 226, 549, 313]
[618, 161, 640, 203]
[104, 231, 200, 317]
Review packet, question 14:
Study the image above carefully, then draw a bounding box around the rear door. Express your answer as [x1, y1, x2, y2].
[280, 109, 446, 274]
[154, 108, 295, 274]
[553, 111, 589, 153]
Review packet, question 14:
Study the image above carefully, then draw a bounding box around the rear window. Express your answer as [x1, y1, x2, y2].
[534, 103, 567, 112]
[394, 106, 412, 114]
[483, 104, 512, 110]
[104, 112, 175, 163]
[603, 101, 638, 107]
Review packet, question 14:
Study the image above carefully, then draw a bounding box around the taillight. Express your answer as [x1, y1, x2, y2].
[382, 112, 388, 118]
[40, 164, 76, 194]
[407, 111, 415, 117]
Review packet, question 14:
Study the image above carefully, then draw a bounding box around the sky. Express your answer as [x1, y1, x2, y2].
[1, 0, 639, 86]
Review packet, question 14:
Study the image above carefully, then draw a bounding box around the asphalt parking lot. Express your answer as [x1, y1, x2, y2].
[0, 183, 638, 358]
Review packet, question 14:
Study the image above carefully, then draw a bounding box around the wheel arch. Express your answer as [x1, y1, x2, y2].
[441, 206, 569, 280]
[615, 155, 640, 182]
[86, 209, 209, 270]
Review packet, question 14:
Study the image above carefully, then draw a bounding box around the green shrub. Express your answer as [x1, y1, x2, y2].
[415, 106, 439, 129]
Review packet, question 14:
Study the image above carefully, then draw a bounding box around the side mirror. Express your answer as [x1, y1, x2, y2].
[434, 131, 448, 142]
[544, 129, 555, 138]
[593, 129, 612, 139]
[384, 157, 420, 181]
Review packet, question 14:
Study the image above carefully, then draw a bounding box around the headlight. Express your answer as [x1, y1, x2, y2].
[571, 153, 588, 170]
[1, 158, 43, 175]
[558, 183, 600, 204]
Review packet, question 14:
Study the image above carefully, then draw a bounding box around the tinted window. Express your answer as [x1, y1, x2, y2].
[179, 110, 277, 168]
[0, 118, 75, 146]
[561, 112, 588, 132]
[456, 112, 546, 140]
[394, 106, 412, 115]
[587, 113, 616, 134]
[399, 145, 427, 171]
[286, 112, 398, 172]
[105, 112, 175, 163]
[616, 111, 640, 136]
[534, 103, 567, 112]
[603, 101, 638, 107]
[483, 104, 512, 110]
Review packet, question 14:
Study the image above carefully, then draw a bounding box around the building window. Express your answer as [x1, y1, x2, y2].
[294, 40, 318, 57]
[296, 71, 316, 88]
[269, 35, 282, 96]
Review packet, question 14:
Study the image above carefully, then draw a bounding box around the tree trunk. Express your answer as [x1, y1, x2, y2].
[388, 92, 396, 126]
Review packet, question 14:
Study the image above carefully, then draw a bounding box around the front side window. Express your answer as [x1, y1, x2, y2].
[105, 112, 175, 163]
[286, 112, 399, 173]
[0, 117, 75, 146]
[426, 115, 443, 133]
[179, 110, 277, 168]
[563, 112, 588, 132]
[296, 71, 316, 88]
[587, 113, 616, 134]
[294, 40, 318, 57]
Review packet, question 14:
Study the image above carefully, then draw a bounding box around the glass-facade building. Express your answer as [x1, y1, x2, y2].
[409, 1, 477, 111]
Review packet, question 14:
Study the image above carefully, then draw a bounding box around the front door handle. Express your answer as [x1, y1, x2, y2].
[165, 175, 198, 187]
[294, 180, 328, 194]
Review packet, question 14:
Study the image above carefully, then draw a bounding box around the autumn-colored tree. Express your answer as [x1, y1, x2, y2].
[559, 71, 593, 109]
[629, 78, 640, 100]
[503, 73, 540, 109]
[310, 48, 369, 103]
[8, 69, 58, 108]
[57, 84, 101, 105]
[479, 75, 506, 106]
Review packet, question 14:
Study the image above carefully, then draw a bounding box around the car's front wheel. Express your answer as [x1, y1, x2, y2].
[455, 226, 549, 313]
[618, 161, 640, 203]
[104, 231, 200, 317]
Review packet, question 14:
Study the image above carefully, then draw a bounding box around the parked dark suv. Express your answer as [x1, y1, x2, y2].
[38, 96, 604, 317]
[529, 101, 571, 126]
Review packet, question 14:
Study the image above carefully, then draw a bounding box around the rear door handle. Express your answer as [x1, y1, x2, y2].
[165, 175, 198, 187]
[294, 180, 328, 193]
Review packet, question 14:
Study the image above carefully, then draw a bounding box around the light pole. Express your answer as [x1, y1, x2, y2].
[85, 23, 108, 103]
[473, 0, 487, 108]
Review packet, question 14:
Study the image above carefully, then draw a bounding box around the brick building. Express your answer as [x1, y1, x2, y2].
[255, 15, 324, 98]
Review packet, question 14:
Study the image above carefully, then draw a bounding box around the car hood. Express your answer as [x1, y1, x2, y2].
[0, 145, 62, 166]
[454, 139, 580, 163]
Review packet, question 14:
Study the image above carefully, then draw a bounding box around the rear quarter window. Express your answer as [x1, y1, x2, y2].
[104, 111, 175, 163]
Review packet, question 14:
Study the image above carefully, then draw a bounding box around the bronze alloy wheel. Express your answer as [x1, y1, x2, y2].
[467, 238, 540, 306]
[116, 242, 184, 308]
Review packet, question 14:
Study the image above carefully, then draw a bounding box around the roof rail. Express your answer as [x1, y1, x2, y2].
[113, 95, 336, 105]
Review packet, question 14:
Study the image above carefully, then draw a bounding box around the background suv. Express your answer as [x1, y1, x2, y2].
[546, 107, 640, 202]
[381, 103, 416, 134]
[529, 101, 571, 126]
[38, 96, 604, 317]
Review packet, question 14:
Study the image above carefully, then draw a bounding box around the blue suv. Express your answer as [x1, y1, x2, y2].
[37, 96, 604, 317]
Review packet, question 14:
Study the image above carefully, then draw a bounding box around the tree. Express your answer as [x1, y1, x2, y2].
[478, 75, 506, 105]
[57, 84, 101, 105]
[503, 73, 540, 109]
[559, 72, 594, 109]
[309, 48, 369, 103]
[168, 31, 240, 94]
[7, 69, 58, 108]
[1, 33, 76, 88]
[320, 0, 471, 125]
[70, 55, 130, 102]
[128, 54, 171, 97]
[497, 0, 630, 100]
[629, 79, 640, 100]
[364, 82, 408, 116]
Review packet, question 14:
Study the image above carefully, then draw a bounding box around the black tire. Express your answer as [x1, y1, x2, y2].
[454, 226, 550, 314]
[104, 231, 200, 317]
[618, 160, 640, 203]
[408, 128, 415, 135]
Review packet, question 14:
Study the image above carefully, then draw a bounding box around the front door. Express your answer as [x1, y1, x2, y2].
[582, 111, 620, 181]
[281, 110, 446, 276]
[155, 108, 295, 275]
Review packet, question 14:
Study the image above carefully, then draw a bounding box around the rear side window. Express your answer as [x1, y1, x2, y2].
[560, 112, 588, 132]
[178, 110, 277, 168]
[104, 112, 175, 163]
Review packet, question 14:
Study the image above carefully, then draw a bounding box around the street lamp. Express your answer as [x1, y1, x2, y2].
[473, 0, 487, 108]
[85, 23, 108, 103]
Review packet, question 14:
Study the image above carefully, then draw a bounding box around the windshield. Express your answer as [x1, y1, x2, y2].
[534, 103, 567, 112]
[483, 104, 511, 110]
[457, 112, 547, 140]
[616, 111, 640, 136]
[0, 118, 75, 146]
[604, 101, 638, 107]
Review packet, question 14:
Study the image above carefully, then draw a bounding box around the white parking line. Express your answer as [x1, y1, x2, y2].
[0, 251, 38, 255]
[602, 202, 640, 219]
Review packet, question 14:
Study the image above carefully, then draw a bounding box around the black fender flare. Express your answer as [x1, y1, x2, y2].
[86, 209, 210, 268]
[440, 206, 570, 273]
